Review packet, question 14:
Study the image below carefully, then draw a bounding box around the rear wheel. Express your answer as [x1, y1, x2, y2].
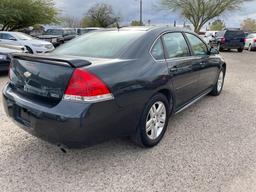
[132, 93, 170, 148]
[209, 69, 225, 96]
[217, 43, 223, 52]
[248, 44, 253, 51]
[25, 46, 33, 54]
[238, 48, 243, 52]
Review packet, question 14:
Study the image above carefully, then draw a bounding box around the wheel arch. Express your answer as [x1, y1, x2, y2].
[157, 88, 175, 114]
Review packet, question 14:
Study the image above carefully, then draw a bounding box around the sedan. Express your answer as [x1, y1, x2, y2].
[244, 33, 256, 51]
[0, 32, 54, 54]
[2, 27, 226, 149]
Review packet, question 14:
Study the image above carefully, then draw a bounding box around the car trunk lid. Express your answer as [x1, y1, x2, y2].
[9, 54, 92, 102]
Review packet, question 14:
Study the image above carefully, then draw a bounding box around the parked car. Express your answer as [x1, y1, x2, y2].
[0, 44, 27, 52]
[2, 27, 226, 149]
[0, 32, 54, 54]
[0, 45, 25, 71]
[76, 28, 101, 36]
[203, 31, 218, 45]
[37, 28, 77, 46]
[244, 33, 256, 51]
[213, 29, 245, 52]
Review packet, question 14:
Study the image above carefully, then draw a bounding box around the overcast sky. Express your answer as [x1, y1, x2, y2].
[54, 0, 256, 28]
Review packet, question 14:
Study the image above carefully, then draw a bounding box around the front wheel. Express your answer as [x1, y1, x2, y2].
[238, 48, 243, 52]
[132, 93, 170, 148]
[209, 69, 225, 96]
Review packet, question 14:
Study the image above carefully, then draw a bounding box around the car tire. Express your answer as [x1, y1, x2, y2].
[25, 46, 33, 54]
[132, 93, 170, 148]
[217, 44, 223, 52]
[209, 69, 225, 96]
[248, 44, 252, 52]
[238, 48, 243, 52]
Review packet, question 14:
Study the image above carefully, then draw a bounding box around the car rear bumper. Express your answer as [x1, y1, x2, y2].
[220, 43, 245, 49]
[2, 83, 132, 148]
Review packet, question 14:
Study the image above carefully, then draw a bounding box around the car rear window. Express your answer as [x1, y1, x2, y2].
[225, 31, 245, 38]
[216, 31, 225, 37]
[54, 31, 145, 58]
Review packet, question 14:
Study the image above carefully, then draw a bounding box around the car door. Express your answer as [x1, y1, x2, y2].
[0, 33, 18, 46]
[161, 32, 201, 108]
[185, 32, 219, 93]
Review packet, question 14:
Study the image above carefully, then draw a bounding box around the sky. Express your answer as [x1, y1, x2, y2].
[54, 0, 256, 29]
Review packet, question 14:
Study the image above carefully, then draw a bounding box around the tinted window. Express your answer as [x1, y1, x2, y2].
[216, 31, 225, 37]
[186, 33, 208, 56]
[151, 39, 165, 60]
[54, 31, 145, 58]
[225, 30, 245, 38]
[44, 29, 64, 35]
[162, 33, 190, 59]
[0, 33, 15, 40]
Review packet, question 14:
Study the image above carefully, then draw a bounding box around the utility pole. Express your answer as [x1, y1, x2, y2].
[140, 0, 143, 26]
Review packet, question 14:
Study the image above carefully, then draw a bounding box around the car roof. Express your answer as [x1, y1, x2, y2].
[96, 26, 193, 37]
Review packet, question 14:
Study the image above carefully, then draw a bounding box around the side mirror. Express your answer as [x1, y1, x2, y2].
[209, 47, 219, 55]
[9, 37, 17, 41]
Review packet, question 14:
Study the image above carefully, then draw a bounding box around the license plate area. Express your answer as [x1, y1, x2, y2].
[14, 105, 31, 128]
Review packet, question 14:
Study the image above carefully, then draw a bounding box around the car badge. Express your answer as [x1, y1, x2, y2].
[24, 71, 32, 78]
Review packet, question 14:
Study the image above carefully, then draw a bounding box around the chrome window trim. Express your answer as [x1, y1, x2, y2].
[149, 31, 169, 62]
[149, 31, 193, 62]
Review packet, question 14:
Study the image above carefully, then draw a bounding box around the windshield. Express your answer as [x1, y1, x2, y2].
[54, 31, 145, 58]
[14, 32, 33, 40]
[44, 29, 63, 35]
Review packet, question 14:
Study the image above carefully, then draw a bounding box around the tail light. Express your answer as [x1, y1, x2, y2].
[220, 37, 225, 44]
[254, 38, 256, 43]
[63, 69, 114, 102]
[244, 38, 247, 42]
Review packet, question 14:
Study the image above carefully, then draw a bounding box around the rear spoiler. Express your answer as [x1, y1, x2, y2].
[11, 53, 92, 68]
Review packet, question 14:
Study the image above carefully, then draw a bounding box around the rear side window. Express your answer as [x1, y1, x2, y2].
[186, 33, 208, 56]
[0, 33, 14, 40]
[151, 39, 165, 60]
[162, 32, 190, 59]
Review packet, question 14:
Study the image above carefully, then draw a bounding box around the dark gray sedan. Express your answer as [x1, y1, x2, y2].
[2, 27, 226, 149]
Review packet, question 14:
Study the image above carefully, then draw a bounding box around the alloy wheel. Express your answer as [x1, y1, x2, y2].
[146, 101, 167, 140]
[217, 71, 224, 92]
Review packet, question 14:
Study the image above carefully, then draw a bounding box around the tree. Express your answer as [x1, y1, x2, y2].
[209, 20, 225, 31]
[0, 0, 58, 31]
[241, 18, 256, 32]
[159, 0, 245, 33]
[61, 16, 82, 28]
[82, 3, 119, 28]
[131, 20, 143, 26]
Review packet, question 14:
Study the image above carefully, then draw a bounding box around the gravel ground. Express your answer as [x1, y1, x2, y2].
[0, 51, 256, 192]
